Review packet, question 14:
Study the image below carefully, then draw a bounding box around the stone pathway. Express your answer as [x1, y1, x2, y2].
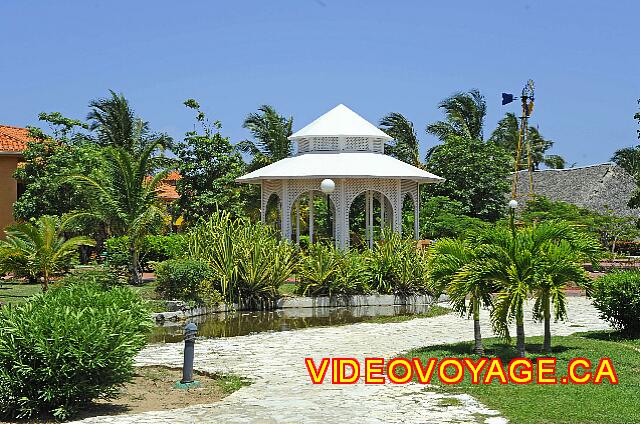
[74, 297, 610, 424]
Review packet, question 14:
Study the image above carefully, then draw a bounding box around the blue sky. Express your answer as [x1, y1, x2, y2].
[1, 1, 638, 166]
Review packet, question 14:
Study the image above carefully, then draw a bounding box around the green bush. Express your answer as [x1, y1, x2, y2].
[155, 259, 212, 302]
[0, 283, 151, 420]
[105, 234, 185, 270]
[589, 271, 640, 335]
[58, 266, 125, 289]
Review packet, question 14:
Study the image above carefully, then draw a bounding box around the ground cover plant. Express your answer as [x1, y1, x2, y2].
[407, 332, 639, 424]
[0, 282, 151, 421]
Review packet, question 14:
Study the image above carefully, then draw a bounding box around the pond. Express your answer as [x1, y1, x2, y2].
[149, 303, 438, 343]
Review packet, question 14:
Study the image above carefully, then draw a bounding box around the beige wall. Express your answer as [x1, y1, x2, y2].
[0, 155, 20, 236]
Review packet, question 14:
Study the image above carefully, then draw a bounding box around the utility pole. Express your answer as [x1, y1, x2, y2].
[502, 79, 536, 199]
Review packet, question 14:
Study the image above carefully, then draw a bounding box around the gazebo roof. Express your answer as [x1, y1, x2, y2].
[236, 152, 444, 183]
[289, 104, 392, 141]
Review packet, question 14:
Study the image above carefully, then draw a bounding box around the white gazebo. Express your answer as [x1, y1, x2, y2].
[237, 104, 444, 249]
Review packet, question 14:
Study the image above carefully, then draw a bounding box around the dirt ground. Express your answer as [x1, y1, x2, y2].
[72, 366, 241, 420]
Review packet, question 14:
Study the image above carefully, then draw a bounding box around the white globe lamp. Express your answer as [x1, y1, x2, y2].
[508, 199, 519, 209]
[320, 178, 335, 194]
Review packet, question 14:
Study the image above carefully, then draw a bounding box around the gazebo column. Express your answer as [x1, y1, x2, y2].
[295, 200, 300, 243]
[335, 179, 349, 249]
[309, 191, 314, 244]
[414, 183, 420, 240]
[260, 181, 267, 223]
[281, 180, 292, 240]
[366, 190, 373, 249]
[392, 180, 402, 236]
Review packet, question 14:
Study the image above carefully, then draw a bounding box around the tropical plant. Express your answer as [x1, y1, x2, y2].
[175, 99, 247, 222]
[419, 196, 489, 239]
[611, 99, 640, 208]
[87, 90, 172, 154]
[425, 136, 511, 221]
[489, 112, 566, 169]
[186, 212, 297, 308]
[0, 282, 151, 420]
[429, 238, 496, 354]
[295, 243, 342, 296]
[0, 215, 95, 291]
[70, 141, 169, 285]
[588, 270, 640, 335]
[426, 89, 486, 142]
[379, 112, 421, 166]
[237, 105, 293, 171]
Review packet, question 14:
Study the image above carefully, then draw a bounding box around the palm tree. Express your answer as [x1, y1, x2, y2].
[489, 113, 565, 169]
[87, 90, 172, 155]
[238, 105, 293, 171]
[429, 238, 496, 354]
[70, 141, 169, 285]
[0, 215, 95, 291]
[379, 112, 421, 166]
[426, 89, 486, 141]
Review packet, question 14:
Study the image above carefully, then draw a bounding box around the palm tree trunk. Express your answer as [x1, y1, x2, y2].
[42, 270, 49, 292]
[129, 241, 141, 286]
[516, 313, 526, 357]
[543, 292, 552, 354]
[473, 300, 484, 355]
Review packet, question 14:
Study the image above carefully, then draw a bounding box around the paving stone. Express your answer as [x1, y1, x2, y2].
[72, 297, 610, 423]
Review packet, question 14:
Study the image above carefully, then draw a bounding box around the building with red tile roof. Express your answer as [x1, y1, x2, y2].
[0, 125, 31, 234]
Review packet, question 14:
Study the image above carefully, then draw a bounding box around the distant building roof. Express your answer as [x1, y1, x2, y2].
[146, 172, 181, 202]
[0, 125, 32, 153]
[514, 163, 638, 217]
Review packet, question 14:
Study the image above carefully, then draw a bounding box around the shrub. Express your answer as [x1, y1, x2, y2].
[0, 283, 151, 420]
[105, 234, 185, 270]
[58, 266, 125, 289]
[589, 271, 640, 335]
[155, 258, 212, 302]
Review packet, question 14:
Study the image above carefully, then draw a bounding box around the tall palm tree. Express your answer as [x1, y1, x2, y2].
[489, 113, 565, 169]
[0, 215, 95, 291]
[70, 141, 169, 285]
[379, 112, 421, 167]
[87, 90, 172, 155]
[429, 239, 496, 354]
[427, 89, 486, 141]
[238, 105, 293, 171]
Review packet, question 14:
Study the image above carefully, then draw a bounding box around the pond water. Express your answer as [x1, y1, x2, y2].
[149, 303, 436, 343]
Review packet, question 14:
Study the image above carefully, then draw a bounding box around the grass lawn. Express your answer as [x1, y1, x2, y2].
[279, 282, 297, 296]
[407, 331, 640, 424]
[0, 280, 41, 304]
[366, 305, 451, 323]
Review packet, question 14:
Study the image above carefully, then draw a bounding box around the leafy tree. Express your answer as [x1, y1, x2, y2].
[425, 136, 511, 221]
[70, 142, 169, 285]
[426, 89, 486, 141]
[87, 90, 172, 154]
[521, 196, 640, 254]
[611, 98, 640, 207]
[0, 215, 95, 291]
[489, 112, 565, 169]
[237, 105, 293, 171]
[174, 100, 247, 223]
[379, 112, 421, 166]
[419, 196, 488, 239]
[429, 238, 496, 354]
[13, 115, 102, 221]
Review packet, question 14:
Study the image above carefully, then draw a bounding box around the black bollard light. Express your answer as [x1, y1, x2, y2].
[175, 322, 199, 389]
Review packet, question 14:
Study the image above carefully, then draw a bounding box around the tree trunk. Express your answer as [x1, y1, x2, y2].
[516, 314, 526, 357]
[42, 270, 49, 293]
[129, 242, 141, 286]
[473, 300, 484, 355]
[543, 292, 552, 354]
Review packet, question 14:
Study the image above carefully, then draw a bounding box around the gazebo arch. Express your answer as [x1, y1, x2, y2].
[237, 104, 444, 249]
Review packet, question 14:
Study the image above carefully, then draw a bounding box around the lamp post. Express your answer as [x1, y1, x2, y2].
[175, 322, 200, 389]
[320, 179, 335, 241]
[508, 199, 518, 246]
